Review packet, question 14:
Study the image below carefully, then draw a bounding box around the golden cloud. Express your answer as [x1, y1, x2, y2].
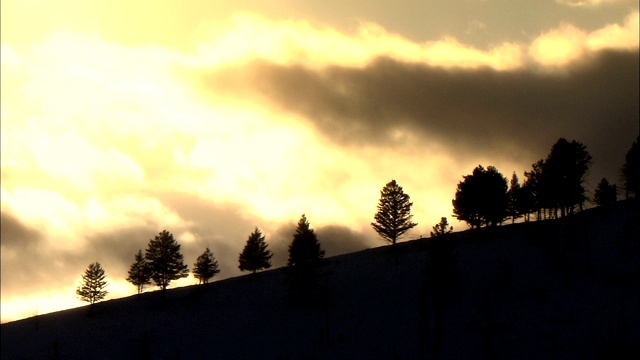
[529, 11, 639, 66]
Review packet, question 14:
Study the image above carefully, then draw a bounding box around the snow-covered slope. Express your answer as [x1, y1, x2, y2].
[2, 200, 638, 359]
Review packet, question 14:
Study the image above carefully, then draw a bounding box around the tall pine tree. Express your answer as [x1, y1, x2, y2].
[287, 214, 325, 270]
[145, 230, 189, 290]
[507, 172, 522, 224]
[544, 138, 592, 217]
[371, 179, 418, 245]
[126, 249, 151, 295]
[193, 247, 220, 284]
[239, 227, 273, 274]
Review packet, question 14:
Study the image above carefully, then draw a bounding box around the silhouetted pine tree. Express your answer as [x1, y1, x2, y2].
[76, 262, 108, 305]
[593, 178, 617, 207]
[430, 217, 453, 238]
[452, 165, 508, 228]
[544, 138, 592, 217]
[507, 172, 522, 223]
[285, 214, 326, 304]
[126, 249, 151, 295]
[518, 182, 534, 222]
[371, 179, 418, 245]
[239, 227, 273, 274]
[622, 137, 639, 198]
[193, 247, 220, 284]
[287, 214, 325, 270]
[524, 159, 550, 220]
[145, 230, 189, 291]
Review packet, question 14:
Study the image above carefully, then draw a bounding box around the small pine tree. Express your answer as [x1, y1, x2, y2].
[371, 179, 418, 245]
[76, 262, 108, 305]
[126, 250, 151, 295]
[193, 247, 220, 284]
[287, 214, 325, 270]
[145, 230, 190, 290]
[239, 227, 273, 274]
[430, 217, 453, 238]
[593, 177, 617, 207]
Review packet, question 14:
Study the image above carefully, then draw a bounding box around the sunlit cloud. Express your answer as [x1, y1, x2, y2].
[193, 13, 524, 71]
[556, 0, 631, 7]
[587, 11, 639, 50]
[529, 11, 638, 66]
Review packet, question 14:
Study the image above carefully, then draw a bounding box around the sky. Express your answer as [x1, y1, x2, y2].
[1, 0, 638, 323]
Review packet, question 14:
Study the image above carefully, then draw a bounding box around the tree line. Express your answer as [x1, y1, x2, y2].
[76, 215, 324, 304]
[76, 136, 639, 305]
[452, 137, 638, 228]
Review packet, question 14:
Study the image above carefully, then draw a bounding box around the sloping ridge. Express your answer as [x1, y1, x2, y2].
[2, 200, 639, 359]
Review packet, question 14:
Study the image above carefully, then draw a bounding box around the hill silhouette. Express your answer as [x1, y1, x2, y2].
[2, 200, 638, 359]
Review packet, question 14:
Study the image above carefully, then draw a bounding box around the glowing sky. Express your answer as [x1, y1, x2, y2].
[1, 0, 638, 323]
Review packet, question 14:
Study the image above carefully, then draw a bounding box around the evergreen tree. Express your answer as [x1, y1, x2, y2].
[430, 217, 453, 238]
[193, 247, 220, 284]
[285, 214, 326, 303]
[593, 178, 617, 207]
[371, 179, 418, 245]
[452, 165, 509, 228]
[622, 137, 639, 198]
[507, 172, 522, 223]
[76, 262, 108, 305]
[524, 159, 549, 220]
[145, 230, 189, 290]
[287, 214, 325, 270]
[126, 249, 151, 295]
[239, 227, 273, 274]
[518, 182, 534, 222]
[545, 138, 592, 216]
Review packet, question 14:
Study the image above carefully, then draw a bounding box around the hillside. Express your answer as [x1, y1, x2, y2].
[2, 200, 638, 360]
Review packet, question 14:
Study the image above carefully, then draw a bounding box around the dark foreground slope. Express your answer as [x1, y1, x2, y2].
[2, 200, 638, 360]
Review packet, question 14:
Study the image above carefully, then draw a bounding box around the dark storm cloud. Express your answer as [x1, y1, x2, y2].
[316, 225, 372, 256]
[0, 211, 87, 295]
[0, 212, 43, 249]
[208, 50, 638, 183]
[1, 213, 47, 294]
